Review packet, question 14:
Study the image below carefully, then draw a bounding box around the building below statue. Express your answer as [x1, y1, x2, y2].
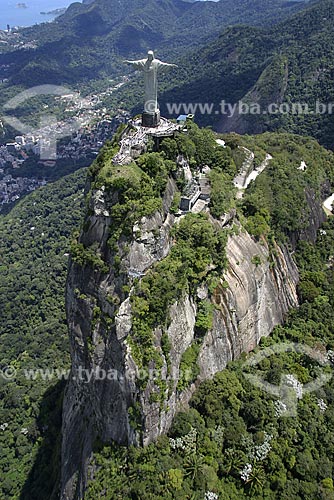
[142, 111, 160, 128]
[112, 117, 180, 166]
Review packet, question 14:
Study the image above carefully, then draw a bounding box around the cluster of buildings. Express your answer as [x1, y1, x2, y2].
[5, 135, 40, 156]
[0, 88, 130, 211]
[179, 172, 211, 213]
[111, 114, 212, 215]
[0, 27, 36, 51]
[0, 114, 128, 211]
[0, 61, 213, 214]
[113, 116, 179, 165]
[0, 174, 46, 208]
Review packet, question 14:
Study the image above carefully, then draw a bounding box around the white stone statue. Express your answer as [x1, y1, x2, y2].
[125, 50, 177, 118]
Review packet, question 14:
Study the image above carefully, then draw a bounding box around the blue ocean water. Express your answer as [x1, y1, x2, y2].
[1, 0, 72, 30]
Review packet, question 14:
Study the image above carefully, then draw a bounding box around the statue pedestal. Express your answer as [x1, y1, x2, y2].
[142, 110, 160, 128]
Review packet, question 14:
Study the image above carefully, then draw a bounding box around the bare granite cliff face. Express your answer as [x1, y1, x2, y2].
[198, 230, 299, 379]
[61, 177, 178, 499]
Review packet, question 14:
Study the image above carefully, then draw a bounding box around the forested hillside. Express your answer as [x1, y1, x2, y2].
[0, 0, 307, 89]
[0, 168, 86, 499]
[157, 0, 334, 148]
[1, 124, 334, 499]
[3, 0, 334, 153]
[1, 0, 334, 495]
[86, 211, 334, 499]
[83, 131, 334, 500]
[86, 221, 334, 500]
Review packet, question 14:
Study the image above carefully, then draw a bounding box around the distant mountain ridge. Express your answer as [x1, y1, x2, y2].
[0, 0, 309, 88]
[157, 0, 334, 148]
[2, 0, 333, 149]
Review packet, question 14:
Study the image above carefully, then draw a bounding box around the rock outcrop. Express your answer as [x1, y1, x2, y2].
[199, 230, 298, 379]
[60, 177, 302, 500]
[60, 147, 328, 500]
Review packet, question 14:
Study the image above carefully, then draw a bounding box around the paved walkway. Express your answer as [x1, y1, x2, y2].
[233, 148, 272, 199]
[323, 193, 334, 214]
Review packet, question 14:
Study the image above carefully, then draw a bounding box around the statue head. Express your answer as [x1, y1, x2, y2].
[147, 50, 154, 61]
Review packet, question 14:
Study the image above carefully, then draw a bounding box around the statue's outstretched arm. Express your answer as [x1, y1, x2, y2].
[124, 60, 144, 69]
[158, 62, 178, 68]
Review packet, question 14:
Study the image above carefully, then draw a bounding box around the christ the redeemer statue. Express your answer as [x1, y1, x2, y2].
[125, 50, 177, 127]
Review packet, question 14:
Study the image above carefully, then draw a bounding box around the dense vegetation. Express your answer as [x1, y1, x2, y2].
[1, 120, 334, 500]
[233, 132, 334, 242]
[159, 0, 334, 149]
[70, 124, 334, 498]
[0, 0, 306, 88]
[0, 168, 86, 499]
[130, 212, 227, 371]
[86, 216, 334, 499]
[85, 145, 334, 499]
